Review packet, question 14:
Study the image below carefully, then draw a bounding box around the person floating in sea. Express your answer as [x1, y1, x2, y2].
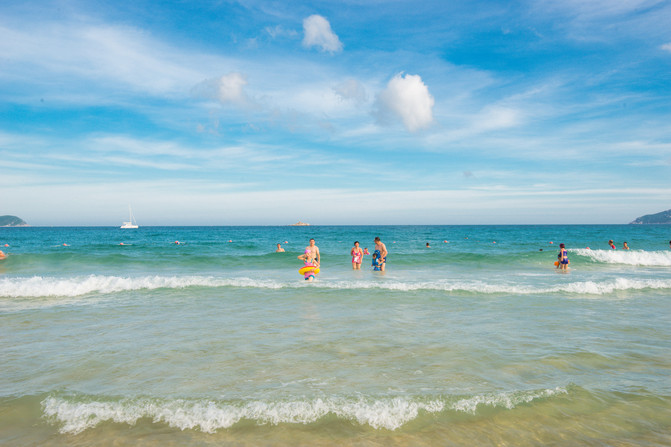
[608, 240, 616, 249]
[623, 241, 630, 250]
[305, 238, 320, 266]
[298, 249, 319, 281]
[351, 241, 363, 270]
[275, 243, 285, 253]
[426, 242, 431, 248]
[558, 243, 569, 271]
[374, 237, 388, 271]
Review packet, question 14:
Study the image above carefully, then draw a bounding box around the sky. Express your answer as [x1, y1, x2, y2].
[1, 0, 670, 226]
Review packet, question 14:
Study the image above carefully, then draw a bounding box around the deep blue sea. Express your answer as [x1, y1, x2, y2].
[1, 225, 670, 446]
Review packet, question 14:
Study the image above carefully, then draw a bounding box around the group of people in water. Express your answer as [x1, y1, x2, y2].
[276, 237, 388, 281]
[283, 237, 671, 280]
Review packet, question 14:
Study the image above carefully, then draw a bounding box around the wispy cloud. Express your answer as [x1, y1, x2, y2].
[0, 21, 205, 96]
[191, 73, 256, 108]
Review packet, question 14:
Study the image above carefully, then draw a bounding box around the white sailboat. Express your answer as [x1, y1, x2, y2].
[120, 205, 139, 229]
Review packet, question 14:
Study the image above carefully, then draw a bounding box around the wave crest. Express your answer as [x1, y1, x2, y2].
[572, 249, 671, 266]
[2, 275, 671, 300]
[42, 388, 566, 434]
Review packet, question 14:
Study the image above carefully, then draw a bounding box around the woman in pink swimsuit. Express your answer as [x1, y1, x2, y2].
[351, 241, 363, 270]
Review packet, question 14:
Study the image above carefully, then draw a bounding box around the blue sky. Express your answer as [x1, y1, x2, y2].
[1, 0, 670, 225]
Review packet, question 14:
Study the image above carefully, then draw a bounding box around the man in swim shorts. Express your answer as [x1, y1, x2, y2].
[374, 237, 388, 271]
[305, 238, 320, 266]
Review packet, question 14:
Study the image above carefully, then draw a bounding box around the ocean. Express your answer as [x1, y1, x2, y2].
[1, 225, 670, 446]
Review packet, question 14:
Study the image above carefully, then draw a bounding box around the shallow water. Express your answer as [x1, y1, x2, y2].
[1, 225, 670, 445]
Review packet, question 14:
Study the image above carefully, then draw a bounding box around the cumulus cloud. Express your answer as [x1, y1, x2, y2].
[191, 72, 253, 107]
[333, 79, 367, 103]
[302, 15, 343, 53]
[662, 42, 671, 53]
[375, 73, 435, 132]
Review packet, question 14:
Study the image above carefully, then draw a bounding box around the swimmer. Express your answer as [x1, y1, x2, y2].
[426, 242, 430, 248]
[608, 240, 616, 249]
[351, 241, 363, 270]
[623, 241, 630, 250]
[363, 247, 370, 255]
[275, 243, 285, 253]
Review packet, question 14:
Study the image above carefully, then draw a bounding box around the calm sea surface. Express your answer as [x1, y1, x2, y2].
[1, 225, 670, 446]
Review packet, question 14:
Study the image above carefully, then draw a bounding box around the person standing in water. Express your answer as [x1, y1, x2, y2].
[351, 241, 363, 270]
[275, 243, 285, 252]
[559, 243, 569, 271]
[623, 241, 630, 250]
[609, 240, 616, 249]
[305, 238, 320, 267]
[374, 237, 388, 271]
[298, 249, 319, 281]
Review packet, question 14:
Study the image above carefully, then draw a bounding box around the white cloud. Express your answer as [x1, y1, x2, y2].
[376, 73, 435, 132]
[662, 42, 671, 53]
[333, 79, 367, 103]
[191, 72, 253, 107]
[0, 22, 205, 96]
[302, 15, 343, 53]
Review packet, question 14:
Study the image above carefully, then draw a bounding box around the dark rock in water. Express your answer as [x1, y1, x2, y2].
[0, 215, 29, 227]
[630, 209, 671, 224]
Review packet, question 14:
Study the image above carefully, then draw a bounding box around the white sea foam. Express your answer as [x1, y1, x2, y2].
[42, 389, 565, 434]
[0, 275, 281, 298]
[572, 249, 671, 266]
[450, 387, 567, 414]
[2, 274, 671, 300]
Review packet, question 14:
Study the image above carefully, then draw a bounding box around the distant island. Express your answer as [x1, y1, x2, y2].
[291, 221, 310, 226]
[0, 215, 29, 227]
[630, 209, 671, 224]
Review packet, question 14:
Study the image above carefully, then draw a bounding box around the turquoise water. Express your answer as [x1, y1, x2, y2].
[1, 225, 670, 446]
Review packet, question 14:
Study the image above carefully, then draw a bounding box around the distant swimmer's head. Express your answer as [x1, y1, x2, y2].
[560, 243, 565, 248]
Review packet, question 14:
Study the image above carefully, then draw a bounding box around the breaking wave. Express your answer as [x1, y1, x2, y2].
[2, 274, 671, 299]
[42, 388, 568, 434]
[572, 249, 671, 266]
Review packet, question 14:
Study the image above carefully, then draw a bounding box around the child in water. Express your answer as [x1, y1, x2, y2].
[558, 243, 569, 271]
[298, 249, 319, 281]
[372, 250, 382, 271]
